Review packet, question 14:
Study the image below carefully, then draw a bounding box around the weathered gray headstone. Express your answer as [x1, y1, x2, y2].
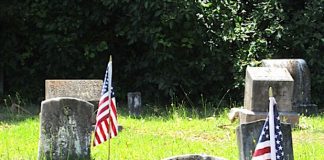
[241, 67, 299, 125]
[38, 97, 93, 160]
[0, 66, 3, 96]
[261, 59, 318, 115]
[163, 154, 226, 160]
[236, 120, 294, 160]
[45, 80, 102, 105]
[127, 92, 141, 117]
[244, 67, 294, 112]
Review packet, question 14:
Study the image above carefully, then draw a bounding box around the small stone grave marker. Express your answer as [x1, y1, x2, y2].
[38, 97, 93, 160]
[236, 120, 294, 160]
[127, 92, 141, 117]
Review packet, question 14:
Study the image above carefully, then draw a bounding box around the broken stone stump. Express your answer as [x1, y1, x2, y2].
[236, 120, 294, 160]
[261, 59, 318, 115]
[38, 97, 93, 160]
[127, 92, 141, 117]
[242, 67, 299, 125]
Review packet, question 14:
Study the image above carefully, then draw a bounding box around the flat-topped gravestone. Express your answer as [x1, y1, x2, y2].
[261, 59, 318, 115]
[244, 67, 294, 112]
[241, 67, 299, 125]
[236, 120, 294, 160]
[45, 80, 102, 103]
[38, 97, 93, 160]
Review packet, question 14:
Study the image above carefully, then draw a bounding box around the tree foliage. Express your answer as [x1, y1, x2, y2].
[0, 0, 323, 106]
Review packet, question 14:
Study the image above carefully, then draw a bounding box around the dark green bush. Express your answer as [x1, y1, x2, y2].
[0, 0, 323, 107]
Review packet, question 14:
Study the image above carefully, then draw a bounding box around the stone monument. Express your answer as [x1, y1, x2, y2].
[38, 97, 93, 160]
[236, 120, 294, 160]
[261, 59, 318, 115]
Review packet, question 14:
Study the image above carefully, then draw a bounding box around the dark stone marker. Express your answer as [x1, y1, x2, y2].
[38, 97, 94, 160]
[163, 154, 226, 160]
[127, 92, 141, 117]
[236, 120, 294, 160]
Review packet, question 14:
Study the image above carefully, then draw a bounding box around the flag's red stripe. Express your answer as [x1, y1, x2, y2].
[253, 147, 271, 157]
[109, 116, 118, 136]
[97, 105, 109, 118]
[96, 113, 109, 126]
[99, 123, 107, 142]
[94, 131, 101, 146]
[104, 119, 110, 138]
[99, 96, 109, 107]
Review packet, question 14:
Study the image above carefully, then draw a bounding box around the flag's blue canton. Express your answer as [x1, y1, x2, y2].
[257, 103, 284, 160]
[101, 66, 109, 95]
[101, 65, 115, 97]
[273, 104, 284, 160]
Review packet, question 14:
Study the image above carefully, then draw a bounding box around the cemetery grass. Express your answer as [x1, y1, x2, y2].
[0, 105, 324, 160]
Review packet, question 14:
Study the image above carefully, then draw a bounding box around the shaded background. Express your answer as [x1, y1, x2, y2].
[0, 0, 323, 108]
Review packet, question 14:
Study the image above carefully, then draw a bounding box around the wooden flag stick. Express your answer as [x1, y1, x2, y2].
[269, 87, 273, 97]
[107, 55, 112, 160]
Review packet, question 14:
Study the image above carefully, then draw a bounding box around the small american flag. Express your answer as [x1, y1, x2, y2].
[93, 56, 118, 146]
[252, 97, 284, 160]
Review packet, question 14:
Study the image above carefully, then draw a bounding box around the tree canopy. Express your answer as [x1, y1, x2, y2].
[1, 0, 323, 107]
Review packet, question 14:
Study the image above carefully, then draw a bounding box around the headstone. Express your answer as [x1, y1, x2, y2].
[261, 59, 318, 115]
[127, 92, 141, 117]
[163, 154, 226, 160]
[0, 66, 3, 96]
[236, 120, 294, 160]
[45, 80, 102, 105]
[241, 67, 299, 125]
[38, 97, 93, 160]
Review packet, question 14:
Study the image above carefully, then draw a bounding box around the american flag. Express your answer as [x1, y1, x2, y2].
[252, 97, 284, 160]
[93, 57, 118, 146]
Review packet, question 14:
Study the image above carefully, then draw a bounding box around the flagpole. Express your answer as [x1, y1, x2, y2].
[107, 55, 112, 160]
[269, 87, 276, 159]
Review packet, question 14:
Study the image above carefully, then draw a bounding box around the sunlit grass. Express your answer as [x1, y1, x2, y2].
[0, 106, 324, 159]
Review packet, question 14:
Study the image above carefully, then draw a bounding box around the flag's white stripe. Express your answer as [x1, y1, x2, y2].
[98, 98, 109, 111]
[94, 138, 99, 146]
[99, 92, 109, 102]
[96, 109, 109, 121]
[251, 153, 271, 160]
[269, 97, 277, 159]
[254, 140, 270, 150]
[102, 121, 108, 136]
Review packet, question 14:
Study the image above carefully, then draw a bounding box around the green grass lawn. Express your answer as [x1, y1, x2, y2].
[0, 106, 324, 160]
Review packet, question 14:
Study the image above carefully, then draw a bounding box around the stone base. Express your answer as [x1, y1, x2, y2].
[239, 109, 299, 127]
